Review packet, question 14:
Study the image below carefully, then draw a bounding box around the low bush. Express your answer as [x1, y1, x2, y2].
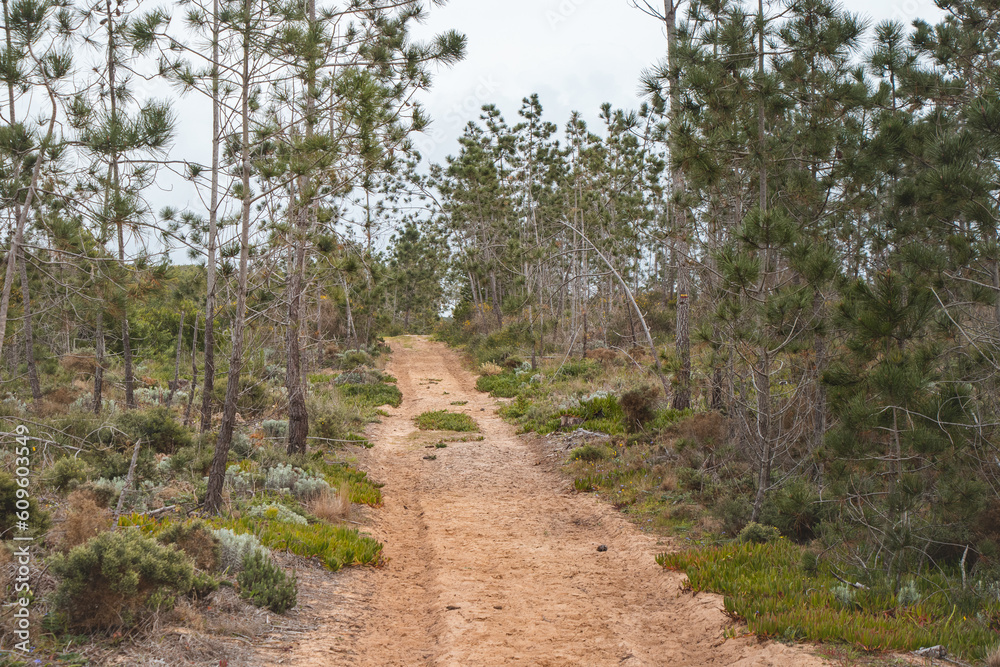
[569, 445, 609, 462]
[479, 362, 503, 376]
[761, 478, 826, 541]
[43, 457, 92, 492]
[415, 410, 479, 432]
[237, 550, 297, 613]
[738, 522, 781, 544]
[214, 517, 382, 571]
[339, 349, 373, 368]
[158, 520, 220, 570]
[116, 407, 193, 454]
[50, 530, 194, 630]
[0, 472, 49, 538]
[247, 502, 308, 525]
[262, 420, 289, 440]
[340, 382, 403, 408]
[620, 386, 659, 433]
[211, 527, 266, 573]
[475, 373, 522, 398]
[657, 539, 1000, 661]
[57, 490, 111, 552]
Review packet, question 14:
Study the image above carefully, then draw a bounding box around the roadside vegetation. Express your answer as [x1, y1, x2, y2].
[0, 338, 394, 662]
[445, 318, 1000, 663]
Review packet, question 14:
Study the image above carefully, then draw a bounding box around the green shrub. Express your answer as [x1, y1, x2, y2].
[738, 521, 781, 544]
[190, 571, 220, 600]
[262, 420, 289, 440]
[170, 444, 214, 476]
[50, 530, 194, 630]
[574, 393, 623, 423]
[43, 457, 92, 492]
[211, 527, 266, 573]
[339, 349, 373, 368]
[212, 378, 270, 414]
[214, 517, 382, 570]
[620, 386, 659, 433]
[230, 430, 255, 460]
[116, 407, 192, 454]
[334, 369, 384, 385]
[340, 382, 403, 408]
[415, 410, 479, 432]
[556, 359, 598, 379]
[657, 539, 1000, 661]
[157, 519, 220, 570]
[238, 550, 297, 613]
[476, 373, 522, 398]
[0, 472, 49, 538]
[247, 502, 308, 525]
[761, 478, 825, 541]
[715, 495, 752, 537]
[569, 445, 608, 462]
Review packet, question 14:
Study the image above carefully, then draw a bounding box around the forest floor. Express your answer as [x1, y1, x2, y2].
[258, 336, 830, 666]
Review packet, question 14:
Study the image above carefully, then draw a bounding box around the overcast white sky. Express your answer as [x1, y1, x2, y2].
[406, 0, 945, 168]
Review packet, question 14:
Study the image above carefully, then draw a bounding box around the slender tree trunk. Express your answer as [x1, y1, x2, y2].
[200, 0, 221, 434]
[205, 12, 253, 514]
[166, 311, 185, 407]
[93, 310, 105, 414]
[663, 0, 691, 410]
[286, 228, 309, 454]
[185, 313, 199, 428]
[0, 72, 57, 373]
[341, 273, 356, 347]
[749, 0, 772, 524]
[18, 249, 40, 402]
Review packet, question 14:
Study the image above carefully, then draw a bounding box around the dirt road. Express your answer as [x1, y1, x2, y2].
[264, 337, 826, 666]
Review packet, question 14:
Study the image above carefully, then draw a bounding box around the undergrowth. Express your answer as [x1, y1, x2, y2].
[657, 540, 1000, 661]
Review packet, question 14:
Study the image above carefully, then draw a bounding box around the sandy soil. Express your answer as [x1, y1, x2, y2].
[261, 336, 828, 667]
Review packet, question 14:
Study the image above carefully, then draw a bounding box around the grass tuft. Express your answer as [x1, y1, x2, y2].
[415, 410, 479, 432]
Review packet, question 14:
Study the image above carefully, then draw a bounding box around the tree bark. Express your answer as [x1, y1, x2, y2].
[166, 311, 185, 407]
[185, 312, 199, 427]
[93, 310, 105, 414]
[18, 248, 40, 402]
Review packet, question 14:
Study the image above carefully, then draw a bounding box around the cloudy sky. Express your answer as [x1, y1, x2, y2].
[407, 0, 944, 168]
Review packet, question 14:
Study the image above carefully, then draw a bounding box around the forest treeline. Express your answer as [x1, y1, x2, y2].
[0, 0, 463, 513]
[428, 0, 1000, 612]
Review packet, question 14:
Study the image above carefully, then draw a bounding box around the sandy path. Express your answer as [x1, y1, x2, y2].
[263, 337, 827, 667]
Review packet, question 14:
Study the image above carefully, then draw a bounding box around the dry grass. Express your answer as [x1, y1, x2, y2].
[479, 361, 503, 376]
[309, 485, 351, 523]
[45, 386, 79, 405]
[58, 490, 111, 552]
[585, 348, 624, 365]
[61, 352, 96, 374]
[987, 646, 1000, 667]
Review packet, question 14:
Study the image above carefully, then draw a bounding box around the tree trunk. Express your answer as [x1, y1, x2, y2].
[286, 221, 310, 455]
[93, 310, 105, 414]
[200, 0, 221, 434]
[205, 14, 253, 514]
[750, 350, 772, 522]
[18, 249, 40, 402]
[166, 311, 185, 407]
[185, 313, 199, 427]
